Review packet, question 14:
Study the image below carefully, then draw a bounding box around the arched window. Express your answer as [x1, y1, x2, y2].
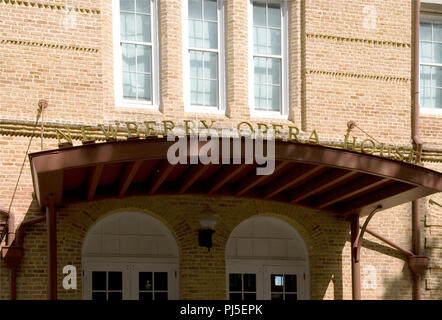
[82, 212, 178, 300]
[226, 216, 309, 300]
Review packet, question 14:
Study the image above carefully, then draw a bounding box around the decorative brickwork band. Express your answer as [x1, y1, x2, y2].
[306, 33, 410, 48]
[0, 39, 99, 53]
[0, 0, 100, 14]
[307, 69, 410, 83]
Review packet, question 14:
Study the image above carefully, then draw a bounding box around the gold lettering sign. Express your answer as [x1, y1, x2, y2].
[53, 119, 416, 164]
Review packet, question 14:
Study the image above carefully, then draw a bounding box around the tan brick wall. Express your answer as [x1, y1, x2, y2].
[0, 0, 441, 300]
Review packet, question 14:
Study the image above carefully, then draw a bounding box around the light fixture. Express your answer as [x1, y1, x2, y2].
[198, 213, 217, 251]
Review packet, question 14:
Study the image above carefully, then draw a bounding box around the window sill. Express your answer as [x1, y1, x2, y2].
[185, 105, 226, 115]
[250, 110, 289, 120]
[115, 99, 160, 111]
[420, 107, 442, 116]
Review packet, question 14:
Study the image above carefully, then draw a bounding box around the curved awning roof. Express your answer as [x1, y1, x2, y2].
[28, 138, 442, 217]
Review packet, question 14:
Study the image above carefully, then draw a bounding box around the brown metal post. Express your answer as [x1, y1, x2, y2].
[350, 214, 361, 300]
[412, 0, 423, 301]
[46, 195, 57, 300]
[10, 267, 17, 300]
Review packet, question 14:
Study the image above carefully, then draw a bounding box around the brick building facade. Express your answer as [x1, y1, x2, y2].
[0, 0, 441, 300]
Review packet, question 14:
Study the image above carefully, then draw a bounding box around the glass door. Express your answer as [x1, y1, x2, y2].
[83, 261, 178, 300]
[263, 265, 305, 300]
[83, 263, 131, 300]
[132, 263, 178, 300]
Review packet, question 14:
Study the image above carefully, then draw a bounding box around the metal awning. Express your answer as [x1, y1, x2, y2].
[28, 137, 442, 216]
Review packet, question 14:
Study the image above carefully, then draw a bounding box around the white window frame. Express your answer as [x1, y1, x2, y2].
[113, 0, 160, 110]
[248, 0, 289, 119]
[420, 13, 442, 115]
[182, 0, 226, 114]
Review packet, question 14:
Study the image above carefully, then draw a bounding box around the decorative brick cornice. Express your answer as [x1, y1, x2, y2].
[306, 33, 410, 48]
[307, 69, 410, 83]
[0, 39, 99, 53]
[0, 0, 100, 14]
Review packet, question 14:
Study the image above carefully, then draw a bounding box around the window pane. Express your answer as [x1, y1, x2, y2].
[434, 23, 442, 42]
[92, 292, 107, 300]
[271, 274, 284, 292]
[229, 274, 242, 291]
[434, 43, 442, 64]
[432, 66, 442, 88]
[108, 272, 122, 291]
[254, 57, 267, 84]
[285, 274, 297, 292]
[420, 22, 432, 41]
[269, 85, 281, 111]
[122, 44, 136, 72]
[206, 79, 217, 106]
[120, 0, 134, 11]
[420, 42, 432, 63]
[269, 28, 281, 55]
[268, 58, 281, 85]
[285, 293, 298, 301]
[204, 21, 218, 49]
[189, 0, 202, 19]
[191, 78, 204, 105]
[420, 65, 431, 88]
[155, 292, 168, 300]
[254, 27, 267, 54]
[243, 293, 256, 301]
[138, 73, 151, 100]
[190, 51, 203, 78]
[253, 3, 266, 27]
[92, 271, 106, 290]
[435, 88, 442, 108]
[120, 12, 135, 41]
[108, 292, 123, 301]
[139, 272, 153, 291]
[136, 14, 151, 42]
[189, 20, 203, 47]
[204, 0, 217, 21]
[243, 274, 256, 292]
[139, 292, 153, 300]
[255, 84, 267, 110]
[137, 45, 151, 73]
[154, 272, 168, 291]
[123, 72, 137, 99]
[268, 4, 281, 28]
[420, 87, 432, 108]
[136, 0, 151, 14]
[271, 293, 283, 300]
[203, 52, 217, 79]
[229, 293, 242, 301]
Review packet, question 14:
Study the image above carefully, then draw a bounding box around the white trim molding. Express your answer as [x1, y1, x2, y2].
[182, 0, 226, 114]
[113, 0, 160, 110]
[248, 0, 289, 119]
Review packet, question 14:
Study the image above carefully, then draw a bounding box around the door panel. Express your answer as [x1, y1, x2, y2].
[132, 263, 177, 300]
[83, 262, 178, 300]
[263, 265, 305, 300]
[83, 263, 131, 300]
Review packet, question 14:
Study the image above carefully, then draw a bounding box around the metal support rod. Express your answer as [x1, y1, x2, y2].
[350, 214, 361, 300]
[46, 195, 57, 300]
[363, 227, 414, 257]
[354, 206, 382, 262]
